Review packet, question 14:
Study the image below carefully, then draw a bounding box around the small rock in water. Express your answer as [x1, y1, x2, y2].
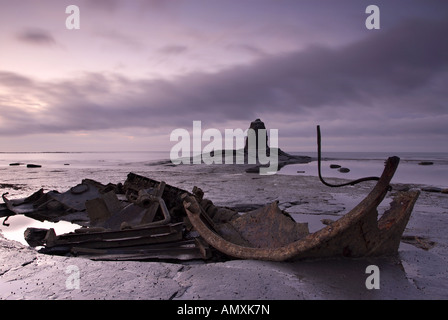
[9, 163, 22, 166]
[27, 164, 42, 168]
[321, 218, 335, 225]
[330, 164, 341, 169]
[418, 161, 434, 166]
[338, 167, 350, 173]
[422, 187, 442, 193]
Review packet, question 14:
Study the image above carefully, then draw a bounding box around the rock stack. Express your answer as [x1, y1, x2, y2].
[244, 118, 269, 153]
[242, 118, 312, 173]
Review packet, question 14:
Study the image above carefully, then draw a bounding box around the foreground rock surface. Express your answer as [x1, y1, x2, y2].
[1, 162, 448, 299]
[0, 235, 425, 300]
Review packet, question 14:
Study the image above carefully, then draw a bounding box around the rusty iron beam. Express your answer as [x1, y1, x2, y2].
[184, 157, 419, 261]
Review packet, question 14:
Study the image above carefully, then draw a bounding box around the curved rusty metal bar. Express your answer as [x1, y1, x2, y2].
[317, 125, 381, 187]
[184, 156, 419, 261]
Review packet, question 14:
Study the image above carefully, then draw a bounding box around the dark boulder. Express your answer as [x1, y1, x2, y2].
[244, 118, 269, 152]
[27, 164, 42, 168]
[419, 161, 434, 166]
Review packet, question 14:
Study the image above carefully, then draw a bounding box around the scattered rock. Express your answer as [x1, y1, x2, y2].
[419, 161, 434, 166]
[245, 166, 260, 174]
[24, 228, 49, 247]
[0, 183, 25, 190]
[338, 167, 350, 173]
[321, 218, 335, 225]
[330, 164, 341, 169]
[393, 184, 411, 192]
[9, 163, 22, 166]
[401, 235, 436, 251]
[26, 164, 42, 168]
[70, 183, 89, 194]
[422, 187, 442, 193]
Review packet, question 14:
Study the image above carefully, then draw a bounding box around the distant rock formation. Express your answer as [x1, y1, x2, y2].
[418, 161, 434, 166]
[27, 164, 42, 168]
[176, 118, 312, 174]
[244, 118, 269, 152]
[242, 119, 312, 173]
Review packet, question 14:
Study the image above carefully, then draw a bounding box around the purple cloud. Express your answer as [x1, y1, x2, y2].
[1, 17, 447, 152]
[16, 29, 56, 46]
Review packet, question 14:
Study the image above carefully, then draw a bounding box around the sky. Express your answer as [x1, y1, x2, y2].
[0, 0, 447, 153]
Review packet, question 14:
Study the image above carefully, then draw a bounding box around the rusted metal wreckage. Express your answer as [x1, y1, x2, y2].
[0, 156, 419, 262]
[185, 157, 420, 261]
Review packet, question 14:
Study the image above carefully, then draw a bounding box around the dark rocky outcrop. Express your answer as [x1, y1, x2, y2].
[242, 119, 312, 173]
[193, 119, 312, 173]
[27, 164, 42, 168]
[419, 161, 434, 166]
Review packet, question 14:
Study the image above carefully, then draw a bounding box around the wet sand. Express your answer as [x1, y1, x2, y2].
[1, 162, 448, 300]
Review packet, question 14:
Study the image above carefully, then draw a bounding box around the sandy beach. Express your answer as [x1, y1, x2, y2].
[1, 159, 448, 301]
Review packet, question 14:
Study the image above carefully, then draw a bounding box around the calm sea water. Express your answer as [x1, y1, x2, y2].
[0, 151, 447, 195]
[281, 151, 448, 188]
[0, 151, 170, 197]
[0, 151, 171, 244]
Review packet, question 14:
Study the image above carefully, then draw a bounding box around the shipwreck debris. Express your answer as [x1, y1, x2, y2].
[317, 125, 380, 187]
[183, 157, 419, 261]
[1, 155, 419, 262]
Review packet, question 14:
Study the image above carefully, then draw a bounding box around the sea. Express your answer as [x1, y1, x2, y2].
[1, 150, 447, 194]
[283, 151, 448, 189]
[0, 150, 447, 245]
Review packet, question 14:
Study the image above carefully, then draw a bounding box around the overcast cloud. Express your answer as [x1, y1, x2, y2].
[0, 1, 447, 152]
